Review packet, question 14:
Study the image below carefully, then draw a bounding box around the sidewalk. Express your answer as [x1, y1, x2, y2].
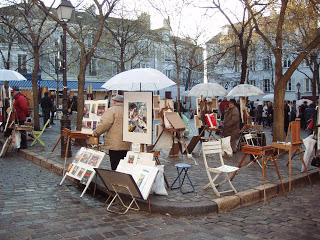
[12, 118, 320, 215]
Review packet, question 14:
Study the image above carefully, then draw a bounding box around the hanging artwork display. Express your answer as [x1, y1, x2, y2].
[123, 92, 153, 144]
[82, 100, 108, 134]
[60, 147, 105, 197]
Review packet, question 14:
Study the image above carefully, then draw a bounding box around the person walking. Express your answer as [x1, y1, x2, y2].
[40, 92, 53, 128]
[93, 95, 131, 170]
[50, 92, 56, 125]
[222, 99, 240, 153]
[12, 87, 29, 149]
[284, 101, 290, 135]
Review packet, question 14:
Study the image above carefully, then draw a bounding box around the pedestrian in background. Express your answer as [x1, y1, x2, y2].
[93, 95, 131, 170]
[50, 92, 56, 125]
[40, 92, 53, 128]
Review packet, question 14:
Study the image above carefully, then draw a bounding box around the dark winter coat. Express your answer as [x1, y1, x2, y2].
[222, 106, 240, 139]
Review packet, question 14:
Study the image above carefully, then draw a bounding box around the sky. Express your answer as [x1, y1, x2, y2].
[37, 0, 243, 43]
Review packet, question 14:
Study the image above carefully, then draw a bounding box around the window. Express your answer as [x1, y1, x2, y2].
[263, 58, 270, 70]
[283, 58, 291, 68]
[305, 78, 310, 92]
[165, 69, 171, 78]
[234, 61, 240, 72]
[164, 51, 171, 62]
[263, 79, 271, 92]
[249, 60, 256, 71]
[18, 54, 27, 74]
[286, 78, 292, 91]
[89, 58, 97, 76]
[249, 80, 256, 86]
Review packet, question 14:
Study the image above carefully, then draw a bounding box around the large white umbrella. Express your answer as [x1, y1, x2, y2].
[0, 69, 27, 81]
[227, 84, 264, 97]
[296, 99, 313, 106]
[101, 68, 176, 91]
[262, 93, 290, 101]
[188, 83, 227, 97]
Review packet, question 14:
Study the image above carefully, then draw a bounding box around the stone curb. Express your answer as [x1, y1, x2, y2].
[18, 149, 320, 216]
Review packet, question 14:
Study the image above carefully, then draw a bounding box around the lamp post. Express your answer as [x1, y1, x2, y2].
[56, 0, 74, 158]
[296, 82, 301, 100]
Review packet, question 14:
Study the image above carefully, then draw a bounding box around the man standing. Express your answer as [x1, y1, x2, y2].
[222, 99, 240, 153]
[12, 87, 29, 149]
[93, 95, 131, 170]
[40, 92, 53, 128]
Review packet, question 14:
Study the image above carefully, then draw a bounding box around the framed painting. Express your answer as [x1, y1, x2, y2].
[123, 92, 153, 144]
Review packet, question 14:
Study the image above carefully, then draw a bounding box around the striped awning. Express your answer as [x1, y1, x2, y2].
[0, 80, 105, 91]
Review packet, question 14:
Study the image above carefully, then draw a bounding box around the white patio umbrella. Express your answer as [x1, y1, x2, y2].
[101, 68, 176, 91]
[227, 84, 264, 97]
[262, 93, 290, 102]
[188, 83, 227, 97]
[0, 69, 27, 81]
[296, 98, 313, 106]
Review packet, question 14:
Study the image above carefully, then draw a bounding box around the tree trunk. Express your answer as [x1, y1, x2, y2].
[120, 47, 125, 72]
[312, 54, 319, 103]
[240, 48, 248, 84]
[76, 57, 87, 131]
[272, 53, 285, 141]
[31, 48, 40, 131]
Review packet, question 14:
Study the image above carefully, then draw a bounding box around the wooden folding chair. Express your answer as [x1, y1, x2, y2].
[31, 119, 51, 146]
[202, 140, 239, 197]
[243, 133, 263, 168]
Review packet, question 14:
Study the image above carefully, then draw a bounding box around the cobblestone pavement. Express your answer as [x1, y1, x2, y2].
[1, 154, 319, 240]
[22, 118, 316, 207]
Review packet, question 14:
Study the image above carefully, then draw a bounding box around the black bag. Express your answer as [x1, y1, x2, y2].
[311, 156, 320, 167]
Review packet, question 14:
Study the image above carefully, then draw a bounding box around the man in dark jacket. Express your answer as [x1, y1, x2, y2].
[13, 87, 29, 149]
[40, 92, 53, 128]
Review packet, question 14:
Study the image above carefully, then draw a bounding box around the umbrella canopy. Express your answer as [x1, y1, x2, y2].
[262, 93, 290, 102]
[0, 69, 27, 81]
[188, 83, 227, 97]
[101, 68, 176, 91]
[296, 99, 313, 106]
[227, 84, 264, 97]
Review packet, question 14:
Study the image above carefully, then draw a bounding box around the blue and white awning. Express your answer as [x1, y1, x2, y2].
[0, 80, 105, 91]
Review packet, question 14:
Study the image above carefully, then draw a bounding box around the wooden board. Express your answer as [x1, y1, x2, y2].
[164, 112, 185, 130]
[184, 135, 201, 154]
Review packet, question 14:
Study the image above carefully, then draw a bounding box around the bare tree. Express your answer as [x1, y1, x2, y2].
[36, 0, 119, 130]
[203, 0, 263, 84]
[98, 9, 152, 73]
[246, 0, 320, 141]
[0, 0, 58, 130]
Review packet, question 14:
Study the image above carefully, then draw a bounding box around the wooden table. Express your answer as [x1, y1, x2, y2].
[231, 144, 285, 201]
[271, 141, 311, 191]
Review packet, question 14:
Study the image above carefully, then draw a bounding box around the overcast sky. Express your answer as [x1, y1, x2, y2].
[16, 0, 243, 42]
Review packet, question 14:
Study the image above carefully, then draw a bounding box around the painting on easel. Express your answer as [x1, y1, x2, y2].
[123, 92, 153, 144]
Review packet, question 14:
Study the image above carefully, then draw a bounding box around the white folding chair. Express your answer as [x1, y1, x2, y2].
[202, 140, 239, 197]
[244, 133, 263, 168]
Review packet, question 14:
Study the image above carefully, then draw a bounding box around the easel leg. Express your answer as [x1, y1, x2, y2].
[230, 154, 247, 181]
[62, 137, 70, 177]
[51, 135, 62, 152]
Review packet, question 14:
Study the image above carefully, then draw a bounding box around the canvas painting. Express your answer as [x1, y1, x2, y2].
[123, 92, 153, 144]
[61, 147, 105, 197]
[83, 103, 90, 118]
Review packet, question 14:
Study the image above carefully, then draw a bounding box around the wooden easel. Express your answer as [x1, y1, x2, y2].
[272, 119, 311, 191]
